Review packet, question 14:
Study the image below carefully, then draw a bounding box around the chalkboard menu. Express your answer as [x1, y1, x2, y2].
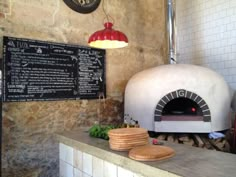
[2, 36, 106, 102]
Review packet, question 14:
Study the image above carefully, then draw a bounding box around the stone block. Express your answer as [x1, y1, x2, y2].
[74, 168, 83, 177]
[103, 161, 117, 177]
[92, 156, 104, 177]
[118, 167, 133, 177]
[82, 172, 92, 177]
[59, 143, 74, 166]
[60, 159, 74, 177]
[82, 152, 92, 176]
[74, 148, 83, 171]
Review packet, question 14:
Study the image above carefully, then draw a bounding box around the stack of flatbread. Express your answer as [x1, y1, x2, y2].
[108, 128, 149, 151]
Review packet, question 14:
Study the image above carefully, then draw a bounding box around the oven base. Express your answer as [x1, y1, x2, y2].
[155, 121, 212, 133]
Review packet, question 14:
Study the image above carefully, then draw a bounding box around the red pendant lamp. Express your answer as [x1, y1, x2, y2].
[88, 0, 128, 49]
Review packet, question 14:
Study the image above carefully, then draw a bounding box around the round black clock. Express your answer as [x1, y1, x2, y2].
[63, 0, 101, 14]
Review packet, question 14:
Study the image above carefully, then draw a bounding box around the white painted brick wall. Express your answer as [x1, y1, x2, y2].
[176, 0, 236, 90]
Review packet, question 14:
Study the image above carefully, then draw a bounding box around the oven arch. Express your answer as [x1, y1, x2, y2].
[154, 89, 211, 122]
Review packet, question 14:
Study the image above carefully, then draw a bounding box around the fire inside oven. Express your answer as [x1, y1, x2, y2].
[162, 97, 203, 115]
[161, 97, 203, 121]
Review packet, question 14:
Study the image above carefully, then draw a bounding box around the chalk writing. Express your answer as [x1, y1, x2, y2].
[3, 36, 106, 102]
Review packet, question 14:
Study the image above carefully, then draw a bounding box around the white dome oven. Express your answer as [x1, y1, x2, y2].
[124, 64, 231, 133]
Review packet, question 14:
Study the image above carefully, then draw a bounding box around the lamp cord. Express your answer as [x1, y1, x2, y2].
[102, 0, 114, 24]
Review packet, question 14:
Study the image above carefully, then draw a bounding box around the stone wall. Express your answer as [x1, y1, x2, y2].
[0, 0, 167, 176]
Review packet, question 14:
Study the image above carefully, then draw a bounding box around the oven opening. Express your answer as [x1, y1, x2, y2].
[162, 98, 203, 116]
[161, 97, 204, 121]
[154, 89, 211, 122]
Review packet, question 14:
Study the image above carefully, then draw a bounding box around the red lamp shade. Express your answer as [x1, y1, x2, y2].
[88, 22, 128, 49]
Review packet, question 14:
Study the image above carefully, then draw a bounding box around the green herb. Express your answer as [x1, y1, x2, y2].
[88, 124, 121, 140]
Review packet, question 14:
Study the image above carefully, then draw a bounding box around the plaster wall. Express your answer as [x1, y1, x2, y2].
[0, 0, 166, 176]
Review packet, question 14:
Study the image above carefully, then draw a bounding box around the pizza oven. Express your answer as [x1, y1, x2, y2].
[124, 0, 232, 133]
[124, 64, 232, 133]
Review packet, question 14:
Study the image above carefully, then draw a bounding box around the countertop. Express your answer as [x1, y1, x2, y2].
[56, 128, 236, 177]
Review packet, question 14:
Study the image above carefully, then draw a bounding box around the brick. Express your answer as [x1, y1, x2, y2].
[0, 12, 5, 18]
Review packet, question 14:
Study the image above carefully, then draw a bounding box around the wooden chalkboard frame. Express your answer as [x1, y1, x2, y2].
[2, 36, 106, 102]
